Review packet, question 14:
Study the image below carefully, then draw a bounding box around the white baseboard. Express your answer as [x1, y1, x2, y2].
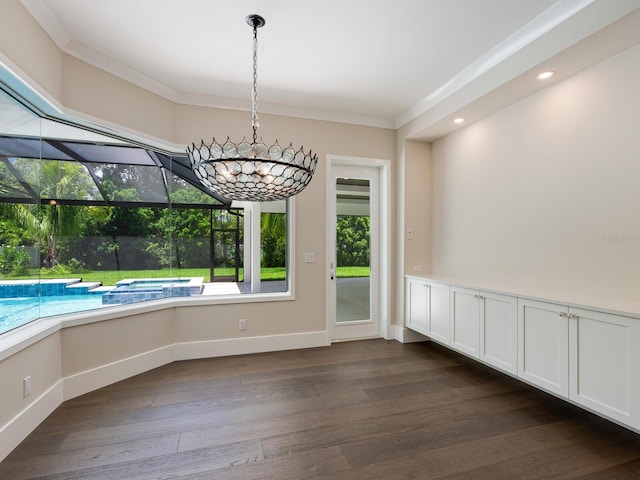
[62, 345, 176, 401]
[0, 381, 63, 462]
[174, 331, 328, 360]
[389, 324, 403, 342]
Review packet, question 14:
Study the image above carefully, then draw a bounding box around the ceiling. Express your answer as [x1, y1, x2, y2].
[19, 0, 640, 140]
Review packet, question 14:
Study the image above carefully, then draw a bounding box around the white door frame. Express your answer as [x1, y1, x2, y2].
[326, 155, 391, 342]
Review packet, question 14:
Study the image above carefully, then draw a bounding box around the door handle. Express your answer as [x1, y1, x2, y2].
[330, 262, 335, 280]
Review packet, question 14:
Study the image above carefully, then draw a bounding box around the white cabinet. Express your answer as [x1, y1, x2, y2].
[480, 291, 518, 374]
[518, 299, 569, 397]
[450, 287, 517, 373]
[569, 307, 640, 428]
[405, 277, 450, 344]
[405, 275, 640, 431]
[518, 299, 640, 427]
[450, 287, 480, 358]
[428, 282, 450, 344]
[405, 277, 428, 335]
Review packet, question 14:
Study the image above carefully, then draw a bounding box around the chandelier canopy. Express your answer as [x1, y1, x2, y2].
[187, 14, 317, 202]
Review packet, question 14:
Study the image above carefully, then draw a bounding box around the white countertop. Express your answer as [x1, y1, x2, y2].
[405, 274, 640, 320]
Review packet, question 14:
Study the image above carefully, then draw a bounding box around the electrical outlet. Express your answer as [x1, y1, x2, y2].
[23, 375, 31, 397]
[239, 319, 247, 331]
[407, 228, 414, 240]
[304, 252, 315, 263]
[413, 265, 423, 272]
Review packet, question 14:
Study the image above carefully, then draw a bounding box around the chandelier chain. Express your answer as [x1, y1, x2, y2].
[252, 23, 259, 145]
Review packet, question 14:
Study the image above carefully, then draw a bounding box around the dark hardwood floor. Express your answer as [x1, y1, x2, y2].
[2, 339, 640, 479]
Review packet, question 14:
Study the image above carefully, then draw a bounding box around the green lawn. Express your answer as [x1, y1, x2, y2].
[14, 265, 370, 285]
[336, 266, 370, 278]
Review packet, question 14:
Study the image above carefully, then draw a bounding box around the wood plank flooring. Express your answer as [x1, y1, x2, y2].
[2, 339, 640, 479]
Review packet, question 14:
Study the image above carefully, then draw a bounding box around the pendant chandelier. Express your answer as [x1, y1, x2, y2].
[187, 14, 318, 202]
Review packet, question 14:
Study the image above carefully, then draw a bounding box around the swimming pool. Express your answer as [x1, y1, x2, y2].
[0, 277, 204, 334]
[0, 294, 106, 334]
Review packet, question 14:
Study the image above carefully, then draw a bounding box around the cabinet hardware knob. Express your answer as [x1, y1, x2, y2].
[568, 313, 577, 319]
[559, 312, 567, 317]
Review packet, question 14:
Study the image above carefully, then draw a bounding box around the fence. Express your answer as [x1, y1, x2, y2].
[0, 245, 40, 268]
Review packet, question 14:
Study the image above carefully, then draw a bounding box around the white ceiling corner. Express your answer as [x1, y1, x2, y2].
[21, 0, 71, 48]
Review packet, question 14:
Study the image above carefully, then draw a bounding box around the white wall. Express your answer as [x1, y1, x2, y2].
[431, 42, 640, 302]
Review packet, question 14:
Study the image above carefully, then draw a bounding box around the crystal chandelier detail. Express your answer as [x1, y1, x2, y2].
[187, 14, 318, 202]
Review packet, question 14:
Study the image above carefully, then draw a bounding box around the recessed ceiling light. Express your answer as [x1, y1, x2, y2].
[453, 118, 465, 124]
[537, 71, 556, 80]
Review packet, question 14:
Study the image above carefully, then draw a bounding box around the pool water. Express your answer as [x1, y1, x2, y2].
[120, 279, 189, 290]
[0, 295, 106, 335]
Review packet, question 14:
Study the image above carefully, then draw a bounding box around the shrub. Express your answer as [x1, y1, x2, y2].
[0, 246, 31, 276]
[46, 263, 72, 276]
[65, 257, 87, 272]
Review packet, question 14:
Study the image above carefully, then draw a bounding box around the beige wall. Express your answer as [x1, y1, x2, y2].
[430, 42, 640, 301]
[62, 55, 177, 143]
[0, 333, 61, 428]
[402, 140, 432, 275]
[61, 311, 174, 378]
[0, 1, 62, 101]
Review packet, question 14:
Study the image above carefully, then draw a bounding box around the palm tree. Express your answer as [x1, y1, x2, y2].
[4, 159, 94, 268]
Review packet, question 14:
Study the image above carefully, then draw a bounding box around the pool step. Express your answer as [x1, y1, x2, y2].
[91, 285, 116, 292]
[43, 278, 83, 285]
[66, 281, 103, 291]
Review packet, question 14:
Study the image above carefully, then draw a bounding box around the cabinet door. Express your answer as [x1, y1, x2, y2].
[569, 307, 640, 428]
[405, 277, 428, 335]
[518, 299, 569, 397]
[450, 287, 479, 358]
[428, 282, 450, 344]
[480, 292, 517, 374]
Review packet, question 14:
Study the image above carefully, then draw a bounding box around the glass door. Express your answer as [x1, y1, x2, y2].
[329, 164, 380, 341]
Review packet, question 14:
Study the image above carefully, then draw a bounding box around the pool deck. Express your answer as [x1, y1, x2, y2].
[0, 278, 83, 286]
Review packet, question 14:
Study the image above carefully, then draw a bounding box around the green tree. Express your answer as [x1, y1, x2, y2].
[165, 189, 213, 268]
[261, 212, 286, 267]
[2, 160, 93, 268]
[336, 215, 370, 267]
[0, 204, 37, 246]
